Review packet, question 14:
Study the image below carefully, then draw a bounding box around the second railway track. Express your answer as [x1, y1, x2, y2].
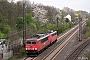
[65, 37, 90, 60]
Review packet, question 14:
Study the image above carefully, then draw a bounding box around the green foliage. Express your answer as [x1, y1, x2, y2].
[86, 19, 90, 27]
[0, 31, 4, 38]
[16, 13, 36, 31]
[36, 22, 57, 33]
[68, 22, 72, 28]
[7, 47, 25, 60]
[86, 51, 90, 60]
[0, 23, 10, 34]
[26, 13, 37, 31]
[7, 39, 10, 42]
[16, 17, 23, 30]
[85, 19, 90, 38]
[20, 47, 25, 55]
[85, 27, 90, 38]
[2, 24, 10, 34]
[26, 13, 35, 26]
[0, 10, 10, 35]
[8, 54, 21, 60]
[0, 1, 33, 36]
[7, 57, 13, 60]
[0, 2, 11, 36]
[45, 22, 56, 30]
[58, 25, 63, 33]
[58, 22, 72, 34]
[30, 23, 37, 30]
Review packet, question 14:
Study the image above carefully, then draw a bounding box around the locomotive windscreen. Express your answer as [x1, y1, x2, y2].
[27, 41, 31, 44]
[26, 41, 36, 44]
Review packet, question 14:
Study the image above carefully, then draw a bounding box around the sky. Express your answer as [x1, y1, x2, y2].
[10, 0, 90, 12]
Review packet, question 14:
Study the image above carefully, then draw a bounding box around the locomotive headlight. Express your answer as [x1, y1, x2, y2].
[26, 48, 28, 50]
[34, 48, 37, 50]
[32, 48, 34, 50]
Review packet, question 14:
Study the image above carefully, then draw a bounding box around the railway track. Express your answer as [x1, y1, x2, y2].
[23, 57, 35, 60]
[42, 29, 78, 60]
[23, 20, 86, 60]
[65, 38, 90, 60]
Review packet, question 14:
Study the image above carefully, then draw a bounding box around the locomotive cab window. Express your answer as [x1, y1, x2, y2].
[26, 41, 36, 44]
[52, 32, 57, 36]
[32, 42, 36, 44]
[41, 37, 48, 43]
[27, 41, 31, 44]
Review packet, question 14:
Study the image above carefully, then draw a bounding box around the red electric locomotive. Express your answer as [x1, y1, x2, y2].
[25, 30, 57, 55]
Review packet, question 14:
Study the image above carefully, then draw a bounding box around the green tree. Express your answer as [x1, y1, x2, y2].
[16, 17, 23, 30]
[16, 13, 36, 31]
[26, 13, 35, 26]
[45, 22, 56, 30]
[25, 13, 37, 31]
[86, 19, 90, 27]
[0, 24, 10, 34]
[58, 25, 63, 33]
[30, 23, 37, 30]
[85, 19, 90, 38]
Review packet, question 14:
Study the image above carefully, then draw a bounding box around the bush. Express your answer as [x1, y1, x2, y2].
[84, 27, 90, 38]
[85, 19, 90, 38]
[86, 19, 90, 27]
[86, 51, 90, 60]
[7, 57, 13, 60]
[58, 25, 63, 33]
[45, 22, 56, 30]
[20, 47, 25, 55]
[16, 17, 23, 31]
[0, 24, 10, 34]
